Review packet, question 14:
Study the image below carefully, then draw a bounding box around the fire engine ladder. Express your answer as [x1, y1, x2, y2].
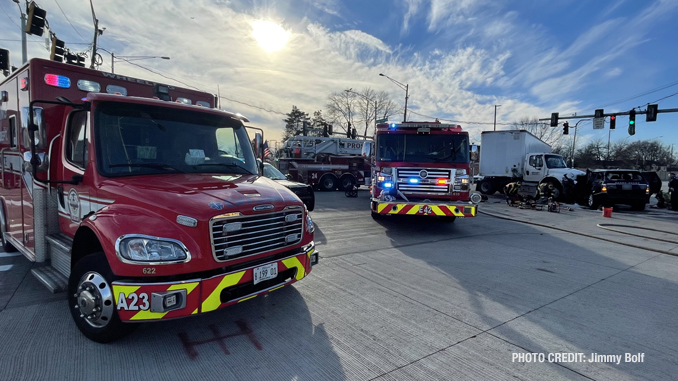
[30, 233, 72, 293]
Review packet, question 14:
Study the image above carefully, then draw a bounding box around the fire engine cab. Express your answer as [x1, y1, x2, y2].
[0, 58, 317, 342]
[366, 121, 480, 221]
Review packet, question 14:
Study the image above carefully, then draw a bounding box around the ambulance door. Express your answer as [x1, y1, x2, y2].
[57, 110, 91, 236]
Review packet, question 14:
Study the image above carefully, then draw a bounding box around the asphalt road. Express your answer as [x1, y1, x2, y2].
[1, 190, 677, 380]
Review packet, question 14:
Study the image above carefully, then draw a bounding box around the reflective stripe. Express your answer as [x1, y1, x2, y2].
[282, 257, 306, 280]
[113, 285, 140, 300]
[377, 203, 389, 213]
[237, 295, 257, 303]
[201, 271, 246, 313]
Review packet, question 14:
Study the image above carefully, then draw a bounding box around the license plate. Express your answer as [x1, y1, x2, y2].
[253, 263, 278, 285]
[622, 184, 632, 190]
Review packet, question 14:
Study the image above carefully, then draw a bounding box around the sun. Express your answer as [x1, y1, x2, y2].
[252, 20, 289, 53]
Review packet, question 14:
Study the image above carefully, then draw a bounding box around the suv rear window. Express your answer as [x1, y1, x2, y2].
[604, 172, 643, 181]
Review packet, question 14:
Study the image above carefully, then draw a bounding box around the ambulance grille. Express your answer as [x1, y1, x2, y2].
[210, 209, 304, 262]
[396, 168, 452, 194]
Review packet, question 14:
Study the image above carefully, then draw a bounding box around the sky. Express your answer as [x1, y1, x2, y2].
[1, 0, 678, 153]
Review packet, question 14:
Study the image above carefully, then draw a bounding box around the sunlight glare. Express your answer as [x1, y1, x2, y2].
[252, 20, 289, 53]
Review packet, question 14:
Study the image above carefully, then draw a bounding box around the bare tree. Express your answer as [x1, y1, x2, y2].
[325, 91, 356, 136]
[326, 88, 398, 139]
[510, 117, 564, 148]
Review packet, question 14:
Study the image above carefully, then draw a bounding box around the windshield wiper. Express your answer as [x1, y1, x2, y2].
[195, 162, 254, 174]
[109, 162, 184, 173]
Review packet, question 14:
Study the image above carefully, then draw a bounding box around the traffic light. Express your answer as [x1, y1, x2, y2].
[550, 113, 559, 127]
[323, 122, 328, 137]
[50, 36, 65, 62]
[562, 121, 569, 135]
[65, 53, 85, 67]
[628, 109, 636, 136]
[646, 104, 658, 122]
[609, 115, 616, 129]
[347, 122, 351, 138]
[25, 2, 47, 37]
[0, 48, 9, 72]
[328, 124, 333, 135]
[302, 121, 309, 136]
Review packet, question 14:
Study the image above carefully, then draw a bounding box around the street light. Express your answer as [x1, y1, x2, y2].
[345, 88, 377, 139]
[494, 105, 501, 131]
[98, 48, 170, 73]
[379, 73, 408, 122]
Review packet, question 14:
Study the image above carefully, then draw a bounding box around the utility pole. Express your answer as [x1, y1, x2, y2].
[13, 0, 27, 64]
[404, 84, 409, 122]
[90, 0, 100, 69]
[493, 104, 501, 131]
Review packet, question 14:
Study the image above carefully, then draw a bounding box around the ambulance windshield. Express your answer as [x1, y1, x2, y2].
[94, 102, 258, 177]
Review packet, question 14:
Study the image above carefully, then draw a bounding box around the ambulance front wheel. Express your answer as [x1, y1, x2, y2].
[68, 252, 137, 343]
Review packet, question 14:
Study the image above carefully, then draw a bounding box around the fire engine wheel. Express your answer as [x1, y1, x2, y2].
[319, 175, 337, 191]
[338, 175, 356, 191]
[68, 253, 137, 343]
[441, 216, 457, 223]
[371, 211, 383, 220]
[0, 206, 17, 252]
[588, 194, 600, 210]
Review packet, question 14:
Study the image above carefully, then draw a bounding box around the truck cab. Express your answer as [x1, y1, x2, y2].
[0, 59, 317, 342]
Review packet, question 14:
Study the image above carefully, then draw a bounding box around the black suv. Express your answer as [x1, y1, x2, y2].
[582, 169, 650, 210]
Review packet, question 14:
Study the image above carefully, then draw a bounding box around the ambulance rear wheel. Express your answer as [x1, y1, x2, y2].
[68, 252, 137, 343]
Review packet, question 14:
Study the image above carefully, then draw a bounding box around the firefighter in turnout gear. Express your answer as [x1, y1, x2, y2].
[536, 182, 555, 204]
[504, 181, 522, 205]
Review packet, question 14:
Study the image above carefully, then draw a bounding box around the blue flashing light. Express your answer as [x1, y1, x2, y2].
[44, 74, 71, 88]
[408, 178, 419, 184]
[390, 123, 396, 129]
[383, 182, 393, 188]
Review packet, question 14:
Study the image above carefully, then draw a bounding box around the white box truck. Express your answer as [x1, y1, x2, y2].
[476, 131, 584, 200]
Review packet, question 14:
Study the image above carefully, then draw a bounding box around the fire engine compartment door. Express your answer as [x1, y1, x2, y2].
[58, 110, 91, 235]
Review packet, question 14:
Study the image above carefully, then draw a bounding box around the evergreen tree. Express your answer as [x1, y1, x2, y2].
[282, 106, 310, 141]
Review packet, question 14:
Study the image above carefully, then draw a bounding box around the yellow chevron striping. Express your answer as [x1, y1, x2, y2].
[388, 204, 407, 214]
[201, 271, 246, 313]
[269, 285, 285, 292]
[130, 309, 167, 321]
[431, 205, 446, 216]
[112, 285, 140, 299]
[282, 257, 306, 280]
[377, 203, 389, 213]
[192, 308, 198, 315]
[406, 205, 420, 214]
[168, 282, 199, 295]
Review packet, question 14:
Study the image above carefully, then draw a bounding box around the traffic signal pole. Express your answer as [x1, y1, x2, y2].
[540, 108, 678, 122]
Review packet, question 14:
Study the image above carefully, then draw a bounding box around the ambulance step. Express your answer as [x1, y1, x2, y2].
[46, 233, 72, 279]
[31, 266, 68, 294]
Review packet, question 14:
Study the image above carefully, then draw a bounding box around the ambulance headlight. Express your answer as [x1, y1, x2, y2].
[116, 235, 189, 263]
[306, 213, 315, 234]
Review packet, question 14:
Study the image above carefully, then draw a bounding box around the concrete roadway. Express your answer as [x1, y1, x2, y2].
[0, 190, 677, 380]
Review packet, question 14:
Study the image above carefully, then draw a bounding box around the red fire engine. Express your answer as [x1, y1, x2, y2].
[367, 121, 480, 221]
[0, 58, 317, 342]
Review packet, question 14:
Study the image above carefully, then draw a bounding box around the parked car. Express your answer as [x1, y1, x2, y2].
[582, 169, 650, 210]
[263, 162, 315, 211]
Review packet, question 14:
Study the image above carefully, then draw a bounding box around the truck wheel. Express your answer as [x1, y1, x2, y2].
[477, 180, 495, 195]
[319, 175, 337, 191]
[546, 181, 562, 201]
[587, 194, 599, 210]
[441, 216, 457, 223]
[0, 206, 17, 252]
[338, 175, 356, 191]
[69, 253, 137, 343]
[371, 211, 383, 220]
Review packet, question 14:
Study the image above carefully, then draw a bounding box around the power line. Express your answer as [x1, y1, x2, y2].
[54, 0, 87, 42]
[407, 110, 514, 126]
[0, 1, 20, 29]
[597, 78, 678, 109]
[218, 96, 287, 116]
